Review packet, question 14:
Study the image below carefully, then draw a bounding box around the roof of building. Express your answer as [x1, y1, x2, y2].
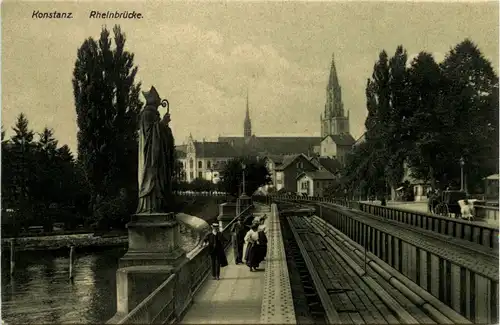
[264, 154, 285, 165]
[297, 170, 336, 181]
[193, 141, 238, 158]
[219, 136, 321, 156]
[175, 149, 186, 158]
[322, 133, 356, 146]
[354, 132, 366, 146]
[315, 157, 342, 174]
[176, 144, 187, 153]
[275, 154, 315, 171]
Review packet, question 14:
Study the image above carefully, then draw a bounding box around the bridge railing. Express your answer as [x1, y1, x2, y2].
[110, 203, 254, 325]
[261, 195, 498, 250]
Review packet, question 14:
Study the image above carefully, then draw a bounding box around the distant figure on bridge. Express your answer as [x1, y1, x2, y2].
[458, 199, 476, 221]
[244, 220, 265, 271]
[230, 216, 246, 264]
[204, 223, 228, 280]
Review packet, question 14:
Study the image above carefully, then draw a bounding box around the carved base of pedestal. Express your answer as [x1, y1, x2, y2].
[120, 212, 186, 268]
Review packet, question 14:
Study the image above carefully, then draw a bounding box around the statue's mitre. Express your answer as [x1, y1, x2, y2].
[142, 86, 161, 107]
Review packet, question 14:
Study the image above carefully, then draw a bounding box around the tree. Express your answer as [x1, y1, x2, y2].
[386, 46, 410, 189]
[6, 113, 37, 231]
[219, 157, 271, 197]
[363, 51, 393, 196]
[31, 127, 60, 231]
[405, 52, 446, 188]
[439, 39, 499, 190]
[72, 25, 142, 213]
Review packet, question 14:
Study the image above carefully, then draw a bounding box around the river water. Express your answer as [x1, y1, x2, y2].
[1, 227, 199, 324]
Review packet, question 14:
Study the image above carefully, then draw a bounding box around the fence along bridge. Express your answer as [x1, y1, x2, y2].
[107, 195, 498, 324]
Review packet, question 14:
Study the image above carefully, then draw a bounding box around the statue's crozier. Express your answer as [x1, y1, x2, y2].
[136, 86, 175, 214]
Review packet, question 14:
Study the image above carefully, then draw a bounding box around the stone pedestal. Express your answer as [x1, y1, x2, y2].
[237, 194, 253, 214]
[120, 212, 186, 268]
[217, 202, 237, 229]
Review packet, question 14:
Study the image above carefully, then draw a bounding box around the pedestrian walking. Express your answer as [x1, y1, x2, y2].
[204, 223, 228, 280]
[230, 216, 246, 264]
[257, 215, 268, 260]
[244, 220, 265, 271]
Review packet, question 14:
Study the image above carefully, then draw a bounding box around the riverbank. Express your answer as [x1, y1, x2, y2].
[2, 233, 128, 252]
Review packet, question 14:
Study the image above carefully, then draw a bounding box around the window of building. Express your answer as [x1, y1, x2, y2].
[189, 159, 193, 169]
[189, 172, 194, 179]
[198, 171, 203, 179]
[198, 160, 203, 169]
[301, 181, 308, 190]
[207, 160, 211, 169]
[297, 162, 303, 169]
[276, 173, 282, 181]
[316, 181, 320, 188]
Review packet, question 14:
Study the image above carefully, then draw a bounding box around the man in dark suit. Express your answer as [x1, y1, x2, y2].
[230, 216, 246, 264]
[204, 223, 228, 280]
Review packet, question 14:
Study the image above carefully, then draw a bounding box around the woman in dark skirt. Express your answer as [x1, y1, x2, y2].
[244, 222, 261, 271]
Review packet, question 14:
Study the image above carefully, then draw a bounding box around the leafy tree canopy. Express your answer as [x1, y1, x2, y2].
[219, 156, 271, 197]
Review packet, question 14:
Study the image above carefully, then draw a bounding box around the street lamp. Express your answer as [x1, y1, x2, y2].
[241, 163, 246, 196]
[459, 157, 465, 191]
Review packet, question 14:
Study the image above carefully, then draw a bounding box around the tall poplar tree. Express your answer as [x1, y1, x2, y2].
[72, 25, 142, 210]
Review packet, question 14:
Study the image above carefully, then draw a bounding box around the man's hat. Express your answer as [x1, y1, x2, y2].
[211, 223, 219, 228]
[251, 219, 260, 225]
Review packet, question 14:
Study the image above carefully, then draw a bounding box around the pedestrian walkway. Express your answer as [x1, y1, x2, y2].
[180, 205, 271, 324]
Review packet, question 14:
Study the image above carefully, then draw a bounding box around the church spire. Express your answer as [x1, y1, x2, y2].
[244, 87, 252, 138]
[327, 53, 340, 90]
[325, 52, 344, 118]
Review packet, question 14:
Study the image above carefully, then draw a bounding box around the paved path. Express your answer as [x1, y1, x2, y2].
[180, 205, 270, 324]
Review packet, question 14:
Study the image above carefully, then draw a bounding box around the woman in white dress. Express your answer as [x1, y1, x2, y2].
[244, 221, 260, 271]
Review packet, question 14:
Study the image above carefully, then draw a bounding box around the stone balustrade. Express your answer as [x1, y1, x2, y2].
[107, 202, 254, 324]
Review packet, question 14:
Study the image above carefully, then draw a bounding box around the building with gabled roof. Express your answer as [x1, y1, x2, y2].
[319, 133, 356, 164]
[264, 153, 317, 192]
[297, 170, 336, 197]
[179, 134, 238, 183]
[309, 156, 342, 175]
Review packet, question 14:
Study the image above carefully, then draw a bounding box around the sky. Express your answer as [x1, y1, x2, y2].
[2, 1, 498, 153]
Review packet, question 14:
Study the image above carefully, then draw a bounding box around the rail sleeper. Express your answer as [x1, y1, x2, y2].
[287, 217, 342, 324]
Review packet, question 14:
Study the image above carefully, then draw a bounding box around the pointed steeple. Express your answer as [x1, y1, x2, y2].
[321, 53, 350, 138]
[327, 53, 340, 90]
[244, 87, 252, 138]
[325, 53, 344, 118]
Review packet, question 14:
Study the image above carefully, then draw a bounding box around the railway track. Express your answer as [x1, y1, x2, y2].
[279, 207, 472, 325]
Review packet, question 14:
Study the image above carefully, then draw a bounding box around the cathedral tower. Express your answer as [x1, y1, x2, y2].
[321, 53, 350, 138]
[244, 88, 252, 138]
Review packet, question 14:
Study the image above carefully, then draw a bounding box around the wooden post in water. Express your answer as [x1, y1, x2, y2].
[10, 239, 15, 276]
[69, 245, 75, 280]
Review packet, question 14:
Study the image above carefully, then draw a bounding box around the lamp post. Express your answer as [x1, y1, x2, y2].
[460, 157, 465, 191]
[241, 163, 246, 196]
[209, 168, 214, 194]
